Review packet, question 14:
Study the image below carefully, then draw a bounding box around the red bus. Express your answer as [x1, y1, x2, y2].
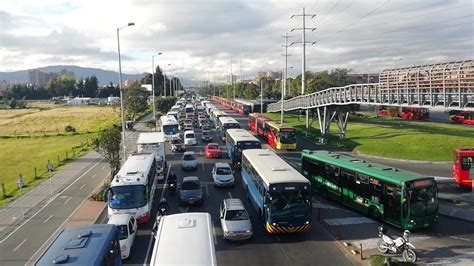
[378, 106, 429, 120]
[450, 111, 474, 125]
[248, 113, 264, 133]
[453, 148, 474, 189]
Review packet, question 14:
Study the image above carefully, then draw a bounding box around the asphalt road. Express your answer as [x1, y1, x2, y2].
[0, 155, 110, 265]
[120, 114, 354, 266]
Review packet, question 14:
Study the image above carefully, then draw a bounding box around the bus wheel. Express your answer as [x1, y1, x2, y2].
[369, 207, 381, 221]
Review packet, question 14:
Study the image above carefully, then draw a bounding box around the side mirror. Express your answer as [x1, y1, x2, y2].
[103, 188, 110, 201]
[220, 214, 224, 219]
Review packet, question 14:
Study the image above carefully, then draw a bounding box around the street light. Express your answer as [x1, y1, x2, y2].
[152, 52, 162, 128]
[117, 22, 135, 162]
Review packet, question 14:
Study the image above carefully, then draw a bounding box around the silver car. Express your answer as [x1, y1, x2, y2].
[219, 198, 253, 241]
[182, 151, 197, 170]
[212, 163, 234, 187]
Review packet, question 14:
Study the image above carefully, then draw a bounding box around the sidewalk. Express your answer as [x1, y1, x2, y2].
[0, 151, 103, 239]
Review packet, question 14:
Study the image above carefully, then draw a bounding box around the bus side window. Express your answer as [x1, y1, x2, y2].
[340, 169, 355, 190]
[355, 173, 370, 199]
[369, 178, 382, 204]
[325, 164, 340, 185]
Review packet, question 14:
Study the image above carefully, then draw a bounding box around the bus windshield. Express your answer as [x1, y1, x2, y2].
[234, 141, 261, 158]
[223, 123, 240, 130]
[407, 184, 438, 217]
[109, 185, 147, 209]
[461, 156, 474, 171]
[163, 124, 179, 135]
[269, 191, 311, 220]
[279, 130, 296, 144]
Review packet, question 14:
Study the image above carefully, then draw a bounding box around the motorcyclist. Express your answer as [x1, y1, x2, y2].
[158, 198, 169, 215]
[168, 171, 177, 191]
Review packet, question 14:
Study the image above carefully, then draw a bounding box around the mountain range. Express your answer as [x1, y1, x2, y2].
[0, 65, 145, 85]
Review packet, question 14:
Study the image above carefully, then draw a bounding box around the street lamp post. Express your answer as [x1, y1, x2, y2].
[117, 22, 135, 162]
[152, 52, 162, 129]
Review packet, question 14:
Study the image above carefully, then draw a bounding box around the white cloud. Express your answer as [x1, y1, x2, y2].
[0, 0, 472, 82]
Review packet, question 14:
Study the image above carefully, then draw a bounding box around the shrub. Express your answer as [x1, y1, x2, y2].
[64, 125, 76, 133]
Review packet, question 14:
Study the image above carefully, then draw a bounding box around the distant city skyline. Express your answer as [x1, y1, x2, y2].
[1, 0, 472, 82]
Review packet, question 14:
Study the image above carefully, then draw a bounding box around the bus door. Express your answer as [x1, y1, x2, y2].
[383, 185, 401, 226]
[340, 170, 354, 205]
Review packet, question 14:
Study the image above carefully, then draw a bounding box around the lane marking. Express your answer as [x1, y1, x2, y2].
[79, 184, 86, 190]
[64, 197, 72, 205]
[101, 165, 106, 170]
[28, 173, 111, 262]
[201, 162, 205, 171]
[13, 239, 27, 252]
[212, 220, 218, 246]
[43, 215, 53, 224]
[228, 192, 233, 198]
[449, 235, 473, 242]
[91, 174, 97, 179]
[1, 158, 105, 243]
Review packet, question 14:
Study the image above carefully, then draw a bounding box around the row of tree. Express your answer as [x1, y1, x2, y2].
[200, 68, 355, 100]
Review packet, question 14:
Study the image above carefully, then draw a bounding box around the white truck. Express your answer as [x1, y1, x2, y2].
[137, 132, 166, 180]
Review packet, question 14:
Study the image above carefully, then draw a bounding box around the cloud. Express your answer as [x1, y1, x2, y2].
[0, 0, 472, 81]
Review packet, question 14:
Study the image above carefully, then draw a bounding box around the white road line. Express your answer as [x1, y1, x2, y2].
[79, 183, 86, 190]
[449, 235, 473, 242]
[13, 239, 27, 252]
[43, 215, 53, 224]
[143, 233, 155, 266]
[201, 162, 204, 171]
[64, 197, 72, 205]
[212, 220, 218, 246]
[101, 165, 106, 170]
[91, 174, 97, 179]
[1, 158, 105, 243]
[28, 176, 109, 263]
[228, 192, 233, 198]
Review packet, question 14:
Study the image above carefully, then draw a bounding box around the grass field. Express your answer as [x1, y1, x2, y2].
[265, 112, 474, 161]
[0, 104, 119, 206]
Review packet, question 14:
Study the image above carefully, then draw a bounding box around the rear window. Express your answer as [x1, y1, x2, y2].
[185, 133, 195, 139]
[208, 144, 219, 150]
[182, 180, 200, 190]
[216, 167, 232, 175]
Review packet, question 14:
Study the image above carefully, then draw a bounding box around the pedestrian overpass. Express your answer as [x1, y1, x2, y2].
[267, 60, 474, 139]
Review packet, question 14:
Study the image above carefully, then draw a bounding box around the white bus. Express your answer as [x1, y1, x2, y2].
[241, 149, 312, 234]
[159, 115, 179, 141]
[150, 212, 216, 265]
[185, 103, 194, 114]
[106, 153, 157, 224]
[217, 116, 240, 141]
[137, 132, 166, 179]
[210, 110, 227, 127]
[225, 129, 261, 167]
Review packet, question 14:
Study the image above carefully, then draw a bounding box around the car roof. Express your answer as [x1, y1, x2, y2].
[183, 176, 199, 182]
[215, 162, 231, 168]
[207, 142, 219, 146]
[107, 213, 132, 225]
[224, 198, 246, 211]
[183, 151, 195, 155]
[184, 130, 195, 134]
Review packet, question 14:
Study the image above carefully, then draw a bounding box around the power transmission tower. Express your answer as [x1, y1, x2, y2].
[291, 7, 316, 136]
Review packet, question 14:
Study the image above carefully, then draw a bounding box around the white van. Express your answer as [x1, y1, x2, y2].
[107, 214, 137, 259]
[150, 213, 216, 265]
[184, 130, 197, 146]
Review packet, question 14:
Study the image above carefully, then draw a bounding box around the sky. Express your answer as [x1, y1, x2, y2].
[0, 0, 473, 84]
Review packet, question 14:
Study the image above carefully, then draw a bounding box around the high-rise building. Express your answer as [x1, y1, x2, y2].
[28, 69, 75, 85]
[255, 71, 282, 81]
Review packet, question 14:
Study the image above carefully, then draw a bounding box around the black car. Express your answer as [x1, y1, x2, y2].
[201, 131, 213, 142]
[170, 138, 185, 152]
[179, 176, 203, 206]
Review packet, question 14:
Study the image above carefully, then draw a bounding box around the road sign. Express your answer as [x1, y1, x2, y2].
[47, 162, 53, 172]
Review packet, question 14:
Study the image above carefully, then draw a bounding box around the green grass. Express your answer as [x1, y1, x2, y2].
[265, 112, 474, 161]
[0, 105, 120, 206]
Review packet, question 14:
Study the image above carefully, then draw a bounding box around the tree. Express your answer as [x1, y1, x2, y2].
[94, 126, 122, 176]
[124, 82, 149, 121]
[46, 75, 76, 97]
[84, 76, 98, 97]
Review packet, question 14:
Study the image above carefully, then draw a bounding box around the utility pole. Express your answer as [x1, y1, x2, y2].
[281, 68, 284, 124]
[231, 58, 234, 99]
[282, 33, 291, 97]
[291, 7, 316, 136]
[240, 58, 243, 83]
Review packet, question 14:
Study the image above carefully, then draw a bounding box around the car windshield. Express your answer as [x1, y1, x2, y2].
[225, 209, 249, 221]
[117, 224, 128, 240]
[216, 167, 232, 175]
[182, 180, 200, 190]
[203, 132, 210, 136]
[185, 133, 195, 139]
[408, 185, 438, 217]
[108, 185, 147, 209]
[208, 144, 219, 150]
[183, 154, 196, 160]
[270, 191, 311, 220]
[279, 130, 296, 144]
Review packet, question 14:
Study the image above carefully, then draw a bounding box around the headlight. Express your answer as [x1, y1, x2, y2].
[272, 223, 277, 226]
[305, 221, 310, 224]
[246, 230, 252, 233]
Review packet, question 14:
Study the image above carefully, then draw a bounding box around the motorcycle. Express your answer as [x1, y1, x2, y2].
[152, 204, 169, 238]
[168, 181, 176, 192]
[377, 225, 417, 263]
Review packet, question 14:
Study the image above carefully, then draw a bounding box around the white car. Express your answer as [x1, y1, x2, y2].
[212, 163, 234, 187]
[107, 213, 137, 259]
[184, 130, 197, 146]
[182, 151, 198, 170]
[220, 198, 253, 241]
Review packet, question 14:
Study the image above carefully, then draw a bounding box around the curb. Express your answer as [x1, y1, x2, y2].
[93, 203, 108, 224]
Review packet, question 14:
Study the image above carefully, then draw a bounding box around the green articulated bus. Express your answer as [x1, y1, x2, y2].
[301, 150, 438, 229]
